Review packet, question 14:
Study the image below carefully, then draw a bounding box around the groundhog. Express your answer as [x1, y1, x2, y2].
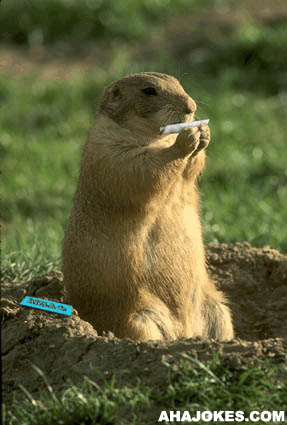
[63, 72, 234, 341]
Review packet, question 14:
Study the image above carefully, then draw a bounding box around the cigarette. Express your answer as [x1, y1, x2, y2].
[160, 119, 210, 135]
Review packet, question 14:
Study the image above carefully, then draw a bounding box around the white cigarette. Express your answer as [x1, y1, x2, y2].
[160, 119, 210, 135]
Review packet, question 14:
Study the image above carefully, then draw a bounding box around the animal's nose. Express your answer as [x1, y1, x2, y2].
[184, 98, 196, 114]
[185, 105, 194, 114]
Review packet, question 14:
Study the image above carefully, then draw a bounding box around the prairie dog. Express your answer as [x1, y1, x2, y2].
[63, 72, 233, 341]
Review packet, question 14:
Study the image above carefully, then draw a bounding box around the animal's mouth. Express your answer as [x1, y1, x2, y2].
[166, 115, 195, 127]
[166, 113, 194, 125]
[183, 112, 195, 123]
[156, 106, 195, 128]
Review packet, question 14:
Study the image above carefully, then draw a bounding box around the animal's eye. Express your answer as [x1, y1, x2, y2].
[142, 87, 157, 96]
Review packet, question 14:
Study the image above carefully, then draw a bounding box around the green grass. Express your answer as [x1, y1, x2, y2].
[0, 0, 225, 44]
[2, 66, 286, 281]
[1, 0, 286, 95]
[3, 357, 286, 425]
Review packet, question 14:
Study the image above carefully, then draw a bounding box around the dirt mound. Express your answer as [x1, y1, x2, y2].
[2, 243, 287, 405]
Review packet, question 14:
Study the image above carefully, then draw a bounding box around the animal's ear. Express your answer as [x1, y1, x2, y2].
[109, 84, 122, 105]
[99, 83, 123, 116]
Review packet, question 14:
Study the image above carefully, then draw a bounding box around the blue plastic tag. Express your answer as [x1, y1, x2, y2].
[20, 296, 72, 317]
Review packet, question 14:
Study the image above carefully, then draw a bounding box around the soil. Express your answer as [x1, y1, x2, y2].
[2, 243, 287, 405]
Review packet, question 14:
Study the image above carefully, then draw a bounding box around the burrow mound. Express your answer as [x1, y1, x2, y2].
[2, 243, 287, 405]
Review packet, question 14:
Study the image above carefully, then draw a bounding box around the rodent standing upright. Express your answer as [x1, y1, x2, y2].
[63, 72, 234, 341]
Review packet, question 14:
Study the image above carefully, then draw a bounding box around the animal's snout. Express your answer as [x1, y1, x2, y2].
[183, 97, 196, 114]
[184, 105, 194, 114]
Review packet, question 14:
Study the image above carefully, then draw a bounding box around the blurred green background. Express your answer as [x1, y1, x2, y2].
[1, 0, 287, 281]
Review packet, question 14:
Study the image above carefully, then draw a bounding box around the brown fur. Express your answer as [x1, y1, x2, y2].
[63, 72, 234, 341]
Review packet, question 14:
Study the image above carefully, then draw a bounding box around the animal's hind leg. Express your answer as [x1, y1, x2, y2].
[122, 304, 177, 341]
[202, 290, 234, 341]
[124, 310, 165, 341]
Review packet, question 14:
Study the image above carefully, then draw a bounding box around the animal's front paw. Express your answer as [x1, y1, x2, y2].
[191, 124, 211, 157]
[174, 127, 201, 158]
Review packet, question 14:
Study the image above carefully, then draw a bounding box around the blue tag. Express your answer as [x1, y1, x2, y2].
[20, 296, 72, 317]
